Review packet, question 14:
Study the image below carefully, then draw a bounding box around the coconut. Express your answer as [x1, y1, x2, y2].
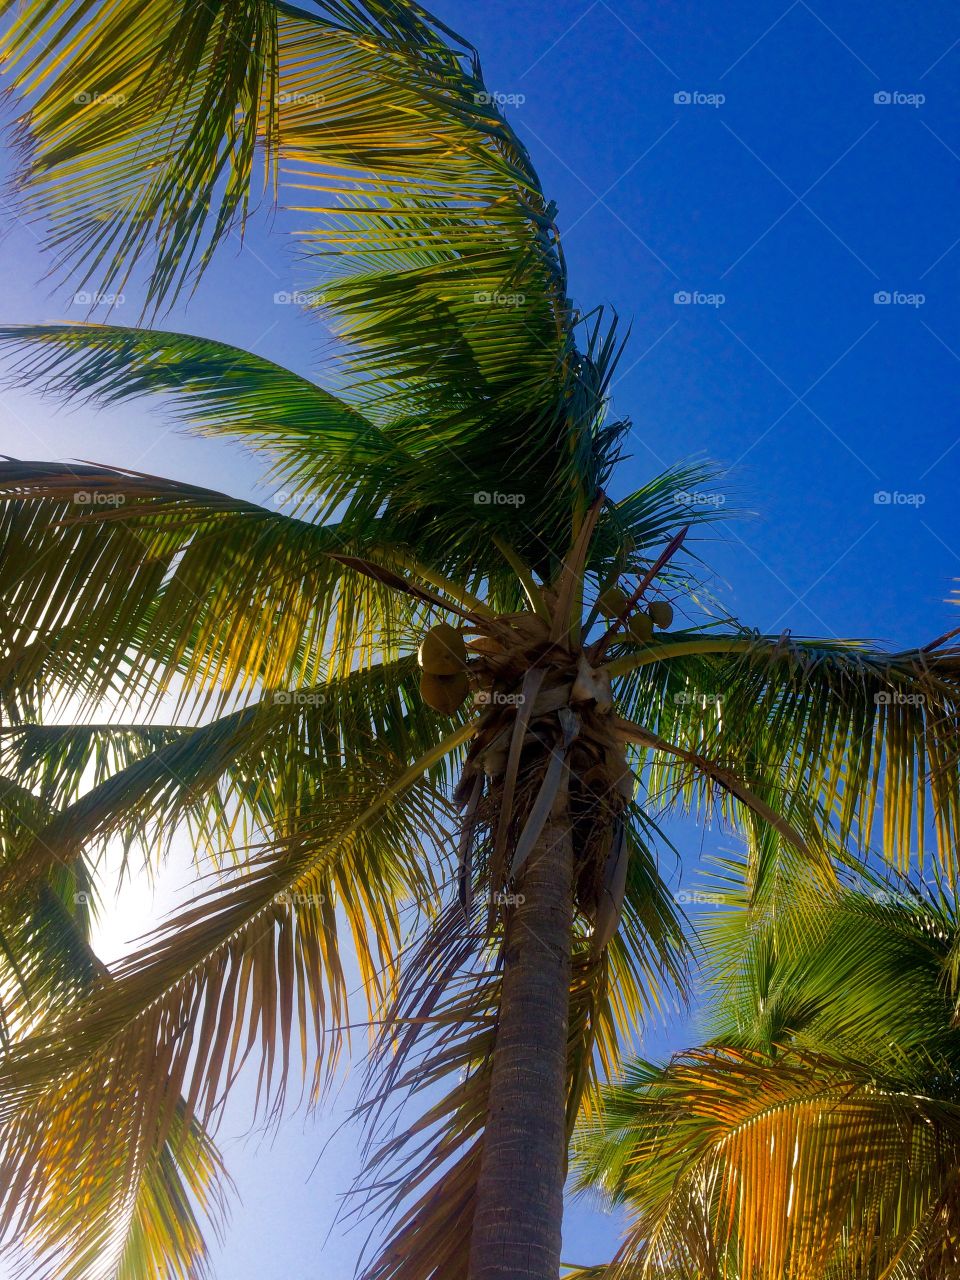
[628, 612, 654, 642]
[418, 623, 467, 675]
[647, 600, 674, 629]
[420, 670, 470, 715]
[598, 586, 629, 618]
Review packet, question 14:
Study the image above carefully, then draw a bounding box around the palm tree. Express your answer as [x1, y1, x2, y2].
[1, 2, 960, 1277]
[574, 869, 960, 1279]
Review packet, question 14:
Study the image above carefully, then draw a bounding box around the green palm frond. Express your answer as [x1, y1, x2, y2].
[1, 0, 578, 452]
[0, 458, 439, 716]
[0, 0, 631, 553]
[587, 462, 731, 586]
[112, 1102, 231, 1280]
[0, 654, 458, 899]
[0, 0, 497, 309]
[612, 631, 960, 880]
[575, 879, 960, 1280]
[0, 324, 625, 575]
[0, 325, 392, 518]
[0, 778, 102, 1041]
[698, 862, 958, 1067]
[9, 1089, 231, 1280]
[0, 792, 231, 1280]
[0, 725, 468, 1275]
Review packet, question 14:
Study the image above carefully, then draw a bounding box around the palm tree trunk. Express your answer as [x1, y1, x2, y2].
[467, 774, 573, 1280]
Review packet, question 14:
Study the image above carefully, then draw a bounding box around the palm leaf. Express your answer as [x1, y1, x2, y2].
[611, 631, 960, 881]
[0, 725, 469, 1276]
[0, 458, 436, 716]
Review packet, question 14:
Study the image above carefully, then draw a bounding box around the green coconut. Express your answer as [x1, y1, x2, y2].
[628, 611, 655, 642]
[648, 600, 674, 629]
[598, 586, 629, 618]
[420, 670, 470, 715]
[418, 623, 467, 675]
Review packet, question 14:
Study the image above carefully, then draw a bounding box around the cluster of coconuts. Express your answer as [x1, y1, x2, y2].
[418, 622, 471, 714]
[598, 587, 673, 642]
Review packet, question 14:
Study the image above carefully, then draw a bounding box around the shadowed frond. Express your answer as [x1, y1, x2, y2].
[0, 324, 626, 576]
[0, 725, 468, 1278]
[0, 458, 437, 716]
[0, 791, 232, 1280]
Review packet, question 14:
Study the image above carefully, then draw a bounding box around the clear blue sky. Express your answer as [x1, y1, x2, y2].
[1, 0, 959, 1274]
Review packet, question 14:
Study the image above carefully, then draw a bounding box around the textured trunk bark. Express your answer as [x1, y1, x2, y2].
[467, 774, 573, 1280]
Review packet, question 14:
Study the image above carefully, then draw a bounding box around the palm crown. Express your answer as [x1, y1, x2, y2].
[1, 2, 959, 1278]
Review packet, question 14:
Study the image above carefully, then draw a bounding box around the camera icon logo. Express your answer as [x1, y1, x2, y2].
[674, 91, 692, 104]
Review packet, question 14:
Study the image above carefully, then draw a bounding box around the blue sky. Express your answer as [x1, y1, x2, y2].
[1, 0, 959, 1274]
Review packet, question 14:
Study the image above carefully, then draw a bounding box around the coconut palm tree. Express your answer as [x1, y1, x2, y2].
[1, 2, 960, 1278]
[573, 868, 960, 1279]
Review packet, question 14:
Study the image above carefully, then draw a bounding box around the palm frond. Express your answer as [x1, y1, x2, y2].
[577, 1047, 960, 1280]
[0, 726, 468, 1278]
[0, 323, 624, 576]
[0, 0, 633, 553]
[611, 631, 960, 880]
[0, 0, 492, 309]
[0, 458, 435, 716]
